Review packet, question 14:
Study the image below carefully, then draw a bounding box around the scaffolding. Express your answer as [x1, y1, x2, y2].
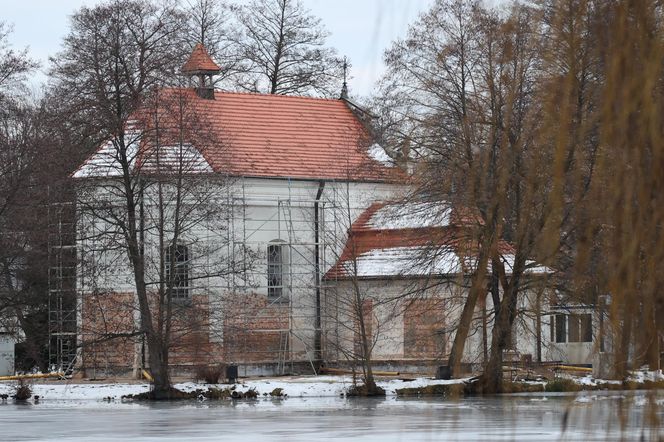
[224, 177, 344, 374]
[50, 175, 349, 376]
[47, 200, 78, 374]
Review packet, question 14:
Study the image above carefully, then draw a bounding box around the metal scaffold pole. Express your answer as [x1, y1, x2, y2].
[47, 189, 78, 375]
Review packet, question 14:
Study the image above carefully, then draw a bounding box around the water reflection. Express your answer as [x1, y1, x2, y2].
[0, 392, 661, 441]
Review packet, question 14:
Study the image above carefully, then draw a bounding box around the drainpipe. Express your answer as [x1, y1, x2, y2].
[314, 180, 326, 367]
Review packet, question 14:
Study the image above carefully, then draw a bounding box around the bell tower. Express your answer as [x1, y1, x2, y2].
[182, 43, 221, 99]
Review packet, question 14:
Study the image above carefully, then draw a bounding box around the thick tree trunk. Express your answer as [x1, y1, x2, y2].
[479, 264, 523, 394]
[448, 247, 490, 378]
[145, 332, 172, 398]
[123, 168, 172, 397]
[356, 294, 380, 395]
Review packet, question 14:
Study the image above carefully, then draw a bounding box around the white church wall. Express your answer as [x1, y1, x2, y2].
[75, 174, 402, 365]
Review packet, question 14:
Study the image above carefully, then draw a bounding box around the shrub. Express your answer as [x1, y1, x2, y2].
[346, 384, 386, 397]
[395, 383, 464, 397]
[194, 364, 225, 384]
[206, 387, 234, 399]
[269, 387, 284, 397]
[545, 378, 581, 392]
[230, 388, 258, 399]
[13, 379, 32, 401]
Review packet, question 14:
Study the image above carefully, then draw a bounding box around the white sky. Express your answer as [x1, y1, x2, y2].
[2, 0, 435, 97]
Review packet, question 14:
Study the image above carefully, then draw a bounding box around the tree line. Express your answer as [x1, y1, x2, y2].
[372, 0, 663, 392]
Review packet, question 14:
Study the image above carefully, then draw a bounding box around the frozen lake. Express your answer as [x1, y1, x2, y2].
[0, 393, 661, 441]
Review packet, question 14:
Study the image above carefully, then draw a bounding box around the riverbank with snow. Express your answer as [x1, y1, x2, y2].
[0, 375, 466, 401]
[1, 369, 661, 402]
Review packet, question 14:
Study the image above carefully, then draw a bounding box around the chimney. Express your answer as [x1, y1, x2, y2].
[182, 43, 221, 99]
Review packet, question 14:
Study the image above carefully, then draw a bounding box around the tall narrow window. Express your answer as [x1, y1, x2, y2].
[555, 314, 567, 343]
[568, 314, 580, 342]
[267, 242, 285, 299]
[166, 243, 190, 299]
[581, 314, 592, 343]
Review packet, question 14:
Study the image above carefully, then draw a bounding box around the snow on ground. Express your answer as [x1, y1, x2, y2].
[564, 368, 663, 387]
[629, 369, 664, 383]
[0, 375, 466, 401]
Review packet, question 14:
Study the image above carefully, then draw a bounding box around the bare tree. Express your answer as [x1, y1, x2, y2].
[378, 0, 569, 390]
[0, 23, 50, 369]
[322, 182, 387, 396]
[50, 0, 195, 396]
[183, 0, 243, 87]
[0, 23, 37, 99]
[231, 0, 343, 96]
[378, 0, 499, 380]
[74, 85, 246, 396]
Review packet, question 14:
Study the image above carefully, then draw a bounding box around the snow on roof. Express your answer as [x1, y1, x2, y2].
[73, 130, 213, 178]
[500, 254, 552, 275]
[366, 201, 451, 230]
[72, 131, 141, 178]
[367, 143, 394, 167]
[139, 144, 213, 174]
[326, 201, 552, 280]
[341, 246, 462, 278]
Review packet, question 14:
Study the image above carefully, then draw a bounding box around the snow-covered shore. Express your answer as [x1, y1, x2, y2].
[2, 369, 661, 402]
[0, 375, 465, 401]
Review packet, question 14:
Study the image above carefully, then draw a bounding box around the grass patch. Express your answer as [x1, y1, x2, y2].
[395, 377, 664, 398]
[545, 378, 582, 392]
[502, 381, 546, 393]
[123, 385, 259, 401]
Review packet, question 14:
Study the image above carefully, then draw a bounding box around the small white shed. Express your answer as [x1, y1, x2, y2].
[0, 333, 15, 376]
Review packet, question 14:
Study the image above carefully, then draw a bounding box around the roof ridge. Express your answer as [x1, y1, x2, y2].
[217, 90, 345, 103]
[161, 86, 344, 103]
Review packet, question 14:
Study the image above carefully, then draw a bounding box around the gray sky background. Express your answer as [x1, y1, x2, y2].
[2, 0, 435, 97]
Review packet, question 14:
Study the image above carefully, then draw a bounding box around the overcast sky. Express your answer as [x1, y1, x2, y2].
[2, 0, 435, 97]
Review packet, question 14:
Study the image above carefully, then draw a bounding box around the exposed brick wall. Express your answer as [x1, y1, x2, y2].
[80, 292, 136, 370]
[79, 291, 292, 372]
[222, 294, 289, 363]
[403, 298, 446, 358]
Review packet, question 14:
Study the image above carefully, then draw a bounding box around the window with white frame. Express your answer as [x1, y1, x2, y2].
[550, 313, 592, 343]
[267, 241, 286, 299]
[165, 243, 190, 299]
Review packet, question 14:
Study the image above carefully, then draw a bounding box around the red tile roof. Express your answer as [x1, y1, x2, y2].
[182, 43, 221, 74]
[197, 92, 393, 180]
[185, 89, 397, 181]
[74, 88, 403, 182]
[325, 202, 519, 280]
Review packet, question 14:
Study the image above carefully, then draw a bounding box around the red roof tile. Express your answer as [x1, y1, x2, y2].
[182, 43, 221, 74]
[74, 88, 403, 182]
[157, 88, 400, 181]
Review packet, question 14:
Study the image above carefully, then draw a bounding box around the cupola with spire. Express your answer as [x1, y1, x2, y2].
[182, 43, 221, 99]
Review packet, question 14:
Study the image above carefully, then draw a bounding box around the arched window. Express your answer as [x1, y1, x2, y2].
[267, 241, 286, 299]
[166, 243, 190, 299]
